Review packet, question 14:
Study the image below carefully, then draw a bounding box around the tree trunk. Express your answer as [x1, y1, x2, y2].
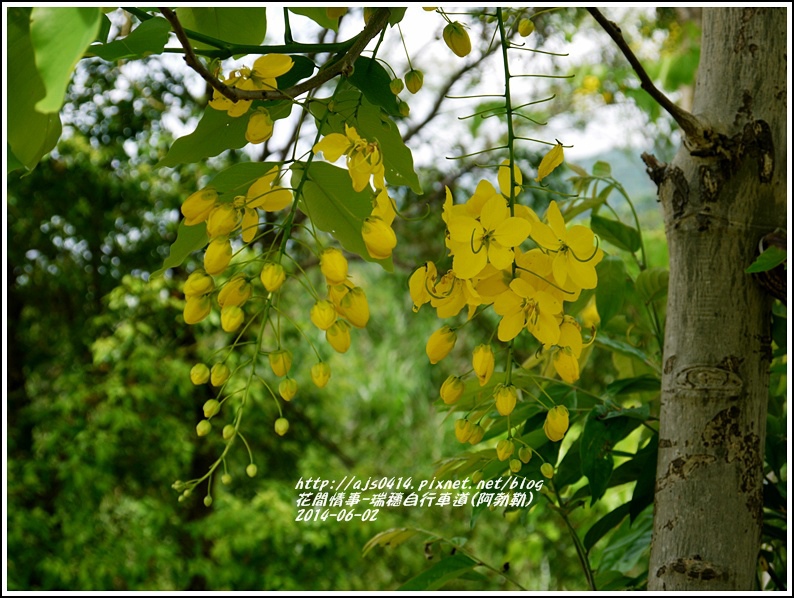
[647, 8, 787, 590]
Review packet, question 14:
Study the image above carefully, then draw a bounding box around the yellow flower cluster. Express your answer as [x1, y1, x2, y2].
[313, 125, 398, 261]
[208, 54, 294, 144]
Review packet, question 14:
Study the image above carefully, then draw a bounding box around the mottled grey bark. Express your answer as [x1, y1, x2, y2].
[646, 8, 787, 590]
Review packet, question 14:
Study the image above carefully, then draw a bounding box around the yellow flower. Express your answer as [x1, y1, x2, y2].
[535, 143, 565, 183]
[204, 238, 233, 276]
[472, 344, 495, 386]
[245, 108, 274, 144]
[183, 271, 214, 298]
[310, 299, 337, 331]
[443, 21, 471, 57]
[217, 275, 252, 308]
[440, 375, 464, 404]
[311, 362, 331, 388]
[279, 377, 298, 401]
[313, 124, 385, 192]
[190, 363, 210, 385]
[339, 286, 370, 328]
[326, 320, 352, 353]
[184, 295, 211, 325]
[549, 317, 584, 383]
[246, 166, 293, 212]
[206, 204, 242, 239]
[447, 195, 532, 279]
[496, 439, 514, 461]
[209, 54, 293, 117]
[320, 247, 349, 285]
[426, 326, 457, 364]
[211, 363, 230, 387]
[220, 305, 244, 332]
[493, 278, 562, 344]
[543, 405, 569, 442]
[454, 419, 474, 443]
[494, 384, 518, 416]
[182, 188, 218, 226]
[269, 349, 292, 377]
[409, 261, 437, 312]
[468, 424, 485, 445]
[362, 216, 397, 260]
[241, 207, 259, 243]
[260, 262, 286, 292]
[497, 159, 523, 200]
[530, 201, 603, 289]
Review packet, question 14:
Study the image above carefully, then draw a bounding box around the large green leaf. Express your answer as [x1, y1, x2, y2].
[629, 436, 657, 522]
[595, 256, 630, 327]
[292, 161, 393, 271]
[398, 554, 479, 591]
[580, 405, 644, 504]
[30, 7, 102, 113]
[634, 267, 669, 303]
[584, 503, 630, 553]
[597, 506, 653, 574]
[176, 8, 266, 46]
[357, 100, 422, 193]
[151, 222, 208, 278]
[591, 214, 641, 253]
[88, 16, 171, 61]
[7, 7, 63, 172]
[348, 56, 400, 117]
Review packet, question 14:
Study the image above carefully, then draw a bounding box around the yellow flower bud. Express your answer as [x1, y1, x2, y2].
[518, 18, 534, 37]
[191, 363, 210, 385]
[320, 247, 349, 285]
[494, 384, 518, 416]
[246, 463, 258, 477]
[245, 109, 274, 144]
[203, 399, 220, 418]
[454, 419, 474, 443]
[218, 275, 252, 308]
[204, 238, 233, 276]
[326, 320, 352, 353]
[398, 99, 410, 118]
[468, 423, 485, 445]
[183, 295, 211, 325]
[222, 424, 236, 440]
[439, 375, 464, 404]
[269, 349, 292, 377]
[211, 363, 230, 387]
[509, 458, 522, 473]
[206, 204, 241, 239]
[181, 188, 218, 226]
[274, 417, 289, 436]
[220, 305, 245, 332]
[260, 262, 286, 292]
[496, 438, 514, 461]
[362, 217, 397, 260]
[183, 271, 214, 297]
[541, 463, 555, 478]
[543, 405, 569, 442]
[196, 419, 212, 437]
[518, 446, 532, 464]
[311, 299, 337, 331]
[404, 69, 424, 94]
[279, 378, 297, 401]
[472, 344, 495, 386]
[311, 362, 331, 389]
[443, 21, 471, 57]
[339, 286, 369, 328]
[426, 326, 457, 364]
[389, 78, 404, 95]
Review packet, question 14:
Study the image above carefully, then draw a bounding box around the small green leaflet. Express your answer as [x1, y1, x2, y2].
[88, 17, 171, 61]
[746, 246, 786, 273]
[591, 214, 641, 253]
[398, 554, 479, 591]
[151, 222, 208, 278]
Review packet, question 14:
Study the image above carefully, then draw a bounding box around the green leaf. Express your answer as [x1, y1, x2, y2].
[604, 375, 660, 397]
[595, 336, 656, 370]
[597, 506, 653, 574]
[580, 405, 644, 504]
[88, 17, 171, 61]
[357, 100, 422, 193]
[288, 7, 340, 32]
[745, 246, 786, 273]
[629, 436, 657, 522]
[177, 8, 266, 46]
[7, 143, 25, 173]
[553, 438, 583, 489]
[207, 161, 278, 198]
[397, 554, 479, 591]
[591, 214, 641, 253]
[584, 503, 630, 552]
[157, 108, 249, 168]
[292, 161, 393, 271]
[387, 8, 407, 26]
[7, 7, 63, 171]
[592, 161, 612, 177]
[362, 528, 419, 557]
[348, 56, 400, 117]
[595, 256, 630, 327]
[30, 7, 102, 113]
[634, 267, 669, 303]
[151, 222, 208, 278]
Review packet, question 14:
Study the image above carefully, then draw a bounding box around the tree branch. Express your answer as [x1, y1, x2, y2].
[160, 7, 393, 103]
[587, 8, 707, 143]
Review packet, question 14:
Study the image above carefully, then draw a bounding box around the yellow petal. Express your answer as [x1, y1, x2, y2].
[535, 143, 564, 182]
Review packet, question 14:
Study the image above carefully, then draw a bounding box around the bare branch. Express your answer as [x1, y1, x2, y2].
[587, 8, 707, 143]
[160, 7, 393, 103]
